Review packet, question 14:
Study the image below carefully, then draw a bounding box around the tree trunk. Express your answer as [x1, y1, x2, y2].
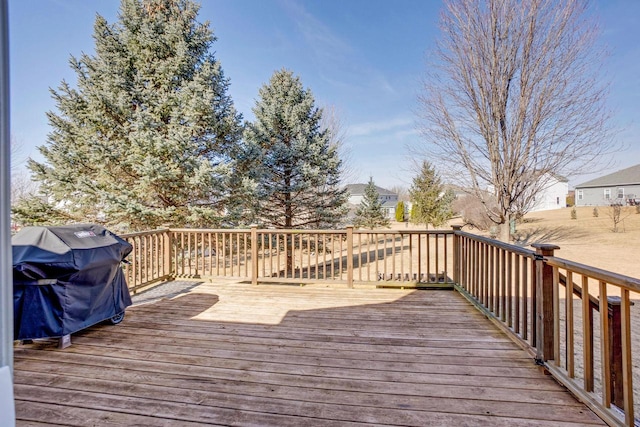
[498, 213, 511, 242]
[285, 170, 293, 275]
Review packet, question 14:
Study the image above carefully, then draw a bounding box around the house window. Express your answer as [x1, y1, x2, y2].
[556, 197, 560, 205]
[618, 188, 624, 199]
[577, 190, 583, 200]
[604, 189, 611, 200]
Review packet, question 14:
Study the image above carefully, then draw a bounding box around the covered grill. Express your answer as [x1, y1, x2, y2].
[12, 224, 132, 341]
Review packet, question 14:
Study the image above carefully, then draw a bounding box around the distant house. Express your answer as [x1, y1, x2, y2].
[530, 174, 569, 212]
[574, 164, 640, 206]
[345, 183, 399, 220]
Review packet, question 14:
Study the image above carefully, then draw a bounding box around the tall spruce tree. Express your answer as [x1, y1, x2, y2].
[354, 177, 390, 229]
[243, 69, 347, 229]
[409, 161, 454, 228]
[18, 0, 242, 230]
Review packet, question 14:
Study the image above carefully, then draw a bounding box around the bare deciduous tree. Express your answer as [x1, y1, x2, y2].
[417, 0, 614, 241]
[10, 136, 39, 205]
[390, 185, 409, 202]
[320, 104, 357, 185]
[606, 203, 631, 233]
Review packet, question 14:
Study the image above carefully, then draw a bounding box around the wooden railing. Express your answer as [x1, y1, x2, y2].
[120, 224, 640, 426]
[167, 227, 453, 287]
[120, 229, 172, 293]
[453, 227, 640, 427]
[120, 227, 453, 289]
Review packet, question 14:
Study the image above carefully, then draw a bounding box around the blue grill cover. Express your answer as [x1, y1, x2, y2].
[12, 224, 132, 340]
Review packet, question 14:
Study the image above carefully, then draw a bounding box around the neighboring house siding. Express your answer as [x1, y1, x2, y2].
[345, 183, 399, 220]
[574, 164, 640, 207]
[576, 184, 640, 206]
[530, 177, 569, 212]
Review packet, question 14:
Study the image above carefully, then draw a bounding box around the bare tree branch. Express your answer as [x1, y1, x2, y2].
[320, 104, 357, 185]
[417, 0, 616, 240]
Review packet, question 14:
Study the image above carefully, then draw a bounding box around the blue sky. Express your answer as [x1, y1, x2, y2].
[8, 0, 640, 190]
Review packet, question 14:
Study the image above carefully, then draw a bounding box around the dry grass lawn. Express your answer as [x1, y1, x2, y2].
[392, 206, 640, 280]
[516, 206, 640, 280]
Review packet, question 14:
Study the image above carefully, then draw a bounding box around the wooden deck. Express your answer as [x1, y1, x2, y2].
[13, 283, 605, 426]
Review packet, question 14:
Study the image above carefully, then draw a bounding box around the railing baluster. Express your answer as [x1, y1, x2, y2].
[473, 240, 478, 297]
[346, 226, 353, 288]
[443, 233, 448, 282]
[425, 234, 431, 282]
[435, 233, 440, 282]
[522, 255, 528, 342]
[621, 288, 634, 425]
[339, 232, 343, 280]
[501, 248, 506, 322]
[506, 250, 512, 326]
[566, 270, 574, 378]
[399, 233, 404, 281]
[600, 280, 611, 407]
[530, 256, 536, 348]
[583, 274, 594, 392]
[553, 266, 560, 365]
[308, 233, 312, 279]
[490, 245, 496, 313]
[514, 254, 520, 334]
[484, 243, 489, 307]
[367, 233, 371, 281]
[375, 233, 380, 281]
[392, 233, 396, 281]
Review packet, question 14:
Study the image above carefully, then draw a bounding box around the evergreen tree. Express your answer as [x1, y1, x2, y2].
[432, 189, 455, 227]
[18, 0, 243, 231]
[243, 69, 347, 229]
[409, 161, 454, 228]
[395, 201, 405, 222]
[354, 177, 390, 229]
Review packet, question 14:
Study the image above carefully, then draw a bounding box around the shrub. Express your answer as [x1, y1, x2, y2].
[395, 201, 405, 222]
[452, 194, 497, 231]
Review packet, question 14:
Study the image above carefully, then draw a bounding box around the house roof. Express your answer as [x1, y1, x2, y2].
[345, 183, 396, 196]
[549, 173, 569, 183]
[575, 164, 640, 189]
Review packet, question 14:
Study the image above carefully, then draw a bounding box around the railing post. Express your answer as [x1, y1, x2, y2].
[163, 229, 173, 278]
[608, 296, 635, 409]
[251, 225, 258, 286]
[346, 226, 354, 288]
[532, 243, 560, 363]
[452, 225, 462, 285]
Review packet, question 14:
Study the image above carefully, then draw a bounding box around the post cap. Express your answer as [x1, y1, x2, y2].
[531, 243, 560, 253]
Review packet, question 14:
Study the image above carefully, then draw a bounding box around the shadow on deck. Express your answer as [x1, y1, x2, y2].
[13, 282, 604, 426]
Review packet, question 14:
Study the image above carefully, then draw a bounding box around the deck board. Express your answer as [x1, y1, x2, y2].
[14, 283, 605, 426]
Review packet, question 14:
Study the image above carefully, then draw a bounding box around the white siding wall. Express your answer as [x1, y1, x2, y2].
[530, 180, 568, 211]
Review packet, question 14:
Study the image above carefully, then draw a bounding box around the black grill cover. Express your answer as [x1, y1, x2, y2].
[12, 224, 133, 340]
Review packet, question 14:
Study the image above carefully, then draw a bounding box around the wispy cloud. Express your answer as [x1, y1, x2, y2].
[348, 117, 414, 137]
[278, 0, 397, 95]
[279, 0, 351, 63]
